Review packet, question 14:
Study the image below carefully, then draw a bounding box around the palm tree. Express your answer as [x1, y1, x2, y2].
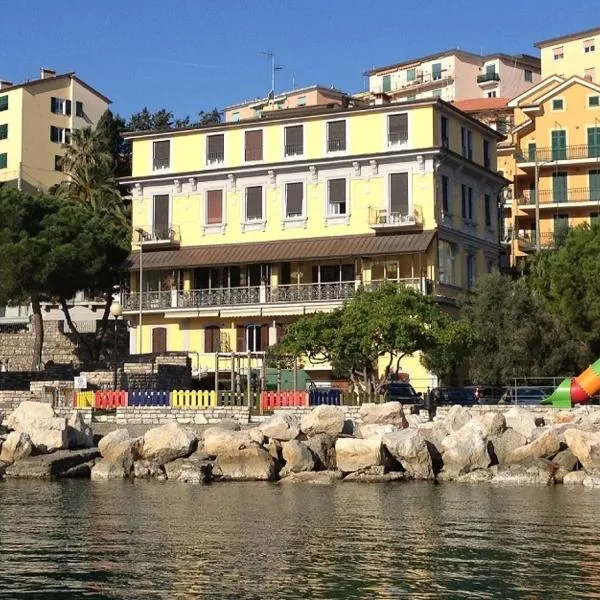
[60, 127, 113, 174]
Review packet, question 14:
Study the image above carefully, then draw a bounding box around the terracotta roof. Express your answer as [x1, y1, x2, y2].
[535, 26, 600, 49]
[453, 98, 510, 113]
[127, 231, 437, 270]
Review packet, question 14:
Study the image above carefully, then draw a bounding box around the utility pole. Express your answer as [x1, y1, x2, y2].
[535, 155, 540, 252]
[261, 50, 282, 99]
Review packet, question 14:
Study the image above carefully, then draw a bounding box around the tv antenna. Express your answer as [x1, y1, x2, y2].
[261, 50, 283, 100]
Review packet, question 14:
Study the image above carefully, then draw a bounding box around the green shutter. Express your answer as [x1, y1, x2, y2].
[551, 130, 567, 160]
[588, 127, 600, 157]
[0, 95, 7, 111]
[527, 142, 537, 161]
[0, 153, 7, 169]
[432, 63, 442, 80]
[552, 172, 568, 203]
[590, 170, 600, 200]
[382, 74, 391, 93]
[0, 124, 7, 140]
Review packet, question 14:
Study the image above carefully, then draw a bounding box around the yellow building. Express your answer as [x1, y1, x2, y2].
[536, 27, 600, 81]
[121, 99, 505, 388]
[0, 68, 110, 192]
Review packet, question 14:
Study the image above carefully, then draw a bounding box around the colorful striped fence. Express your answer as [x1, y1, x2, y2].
[95, 390, 128, 409]
[171, 390, 217, 408]
[260, 390, 308, 411]
[128, 390, 170, 407]
[73, 390, 95, 408]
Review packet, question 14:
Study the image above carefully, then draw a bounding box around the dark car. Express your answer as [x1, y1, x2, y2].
[502, 387, 548, 406]
[434, 387, 476, 406]
[465, 386, 504, 405]
[385, 382, 421, 404]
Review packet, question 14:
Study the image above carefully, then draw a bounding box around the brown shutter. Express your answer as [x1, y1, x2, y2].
[153, 194, 169, 232]
[153, 140, 170, 168]
[285, 183, 303, 217]
[260, 324, 270, 351]
[151, 327, 167, 353]
[390, 173, 409, 215]
[328, 179, 346, 212]
[327, 120, 346, 150]
[207, 134, 224, 160]
[245, 130, 263, 160]
[388, 114, 408, 142]
[206, 189, 223, 224]
[246, 186, 262, 220]
[236, 325, 247, 352]
[285, 125, 303, 154]
[276, 323, 285, 342]
[204, 326, 220, 353]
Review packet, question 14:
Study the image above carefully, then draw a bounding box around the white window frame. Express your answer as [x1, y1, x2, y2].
[149, 191, 172, 237]
[242, 183, 266, 232]
[205, 133, 225, 167]
[151, 138, 172, 172]
[52, 97, 68, 115]
[324, 118, 348, 155]
[231, 112, 240, 122]
[280, 175, 307, 229]
[296, 96, 306, 107]
[553, 46, 564, 60]
[283, 123, 305, 159]
[584, 39, 596, 53]
[589, 95, 600, 108]
[51, 126, 71, 144]
[551, 97, 566, 112]
[203, 186, 227, 236]
[325, 175, 350, 227]
[384, 168, 413, 221]
[385, 111, 410, 149]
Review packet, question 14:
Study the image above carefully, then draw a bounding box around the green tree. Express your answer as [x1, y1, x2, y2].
[197, 108, 222, 125]
[60, 127, 112, 173]
[96, 109, 130, 177]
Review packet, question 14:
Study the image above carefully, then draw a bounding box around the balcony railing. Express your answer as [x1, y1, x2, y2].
[516, 230, 568, 250]
[123, 279, 430, 311]
[375, 73, 454, 95]
[136, 225, 181, 247]
[388, 132, 409, 146]
[284, 143, 303, 157]
[327, 139, 346, 152]
[518, 187, 600, 205]
[206, 151, 224, 164]
[477, 72, 501, 84]
[517, 145, 600, 163]
[368, 205, 423, 229]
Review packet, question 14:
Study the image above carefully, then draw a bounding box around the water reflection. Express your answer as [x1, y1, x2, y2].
[0, 480, 600, 598]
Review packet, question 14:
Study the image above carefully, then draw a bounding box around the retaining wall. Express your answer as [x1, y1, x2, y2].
[101, 406, 251, 426]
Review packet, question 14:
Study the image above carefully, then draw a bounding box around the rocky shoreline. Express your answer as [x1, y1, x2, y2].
[2, 400, 600, 486]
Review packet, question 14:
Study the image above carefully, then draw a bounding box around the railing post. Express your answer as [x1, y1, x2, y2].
[259, 283, 266, 304]
[171, 288, 178, 308]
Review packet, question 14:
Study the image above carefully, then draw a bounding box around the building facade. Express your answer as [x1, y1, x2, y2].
[365, 50, 541, 104]
[121, 99, 504, 388]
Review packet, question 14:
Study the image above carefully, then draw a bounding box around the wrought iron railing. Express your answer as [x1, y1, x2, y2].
[206, 151, 224, 164]
[327, 139, 346, 152]
[516, 230, 567, 249]
[137, 224, 180, 245]
[388, 132, 409, 146]
[516, 145, 600, 163]
[368, 205, 423, 227]
[518, 187, 600, 205]
[284, 143, 303, 157]
[266, 281, 356, 303]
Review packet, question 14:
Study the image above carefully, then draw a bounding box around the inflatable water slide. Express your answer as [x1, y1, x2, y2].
[544, 358, 600, 407]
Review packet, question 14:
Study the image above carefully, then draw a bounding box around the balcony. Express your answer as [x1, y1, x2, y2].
[327, 139, 346, 152]
[284, 143, 303, 157]
[518, 187, 600, 206]
[368, 205, 423, 231]
[206, 151, 224, 165]
[517, 145, 600, 164]
[375, 72, 454, 96]
[136, 225, 181, 248]
[122, 279, 429, 312]
[516, 230, 567, 251]
[477, 72, 501, 85]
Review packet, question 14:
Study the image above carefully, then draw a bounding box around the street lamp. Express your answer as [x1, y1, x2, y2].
[134, 227, 146, 355]
[110, 301, 123, 389]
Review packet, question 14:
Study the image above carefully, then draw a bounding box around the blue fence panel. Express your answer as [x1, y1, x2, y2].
[129, 390, 170, 407]
[309, 388, 341, 406]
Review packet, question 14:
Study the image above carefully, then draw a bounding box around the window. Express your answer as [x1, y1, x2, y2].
[590, 169, 600, 200]
[438, 240, 457, 285]
[245, 130, 263, 161]
[296, 96, 306, 107]
[327, 178, 347, 215]
[204, 326, 221, 353]
[483, 139, 491, 169]
[584, 39, 596, 53]
[0, 152, 6, 169]
[388, 113, 408, 146]
[50, 126, 71, 144]
[54, 155, 62, 171]
[285, 182, 303, 219]
[152, 194, 170, 236]
[245, 186, 263, 221]
[461, 127, 473, 160]
[552, 98, 564, 111]
[484, 194, 492, 227]
[441, 116, 449, 147]
[206, 189, 223, 225]
[284, 124, 303, 156]
[432, 62, 442, 80]
[589, 95, 600, 107]
[485, 63, 496, 75]
[389, 172, 409, 217]
[461, 185, 474, 220]
[487, 91, 497, 98]
[206, 134, 224, 164]
[585, 67, 596, 82]
[551, 130, 567, 160]
[245, 324, 268, 352]
[152, 140, 170, 170]
[441, 174, 450, 215]
[327, 120, 346, 152]
[589, 127, 600, 158]
[231, 112, 240, 122]
[75, 101, 84, 117]
[50, 97, 71, 115]
[0, 124, 6, 140]
[527, 142, 537, 161]
[0, 95, 7, 111]
[552, 171, 568, 203]
[382, 74, 392, 93]
[466, 254, 476, 289]
[406, 68, 416, 81]
[524, 69, 533, 82]
[553, 46, 564, 60]
[276, 101, 285, 110]
[254, 108, 262, 118]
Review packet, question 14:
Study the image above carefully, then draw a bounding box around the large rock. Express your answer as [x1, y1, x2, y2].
[300, 405, 345, 437]
[491, 458, 555, 485]
[0, 431, 33, 463]
[66, 412, 94, 449]
[304, 433, 337, 470]
[343, 466, 406, 483]
[488, 428, 527, 465]
[98, 429, 140, 461]
[552, 449, 579, 483]
[474, 411, 506, 437]
[133, 460, 165, 480]
[583, 470, 600, 487]
[280, 470, 343, 485]
[140, 423, 197, 465]
[6, 401, 55, 430]
[440, 421, 490, 479]
[6, 448, 100, 479]
[359, 402, 408, 428]
[563, 470, 587, 485]
[417, 421, 448, 451]
[445, 405, 472, 433]
[355, 423, 398, 440]
[564, 428, 600, 471]
[216, 446, 279, 481]
[91, 457, 132, 480]
[504, 431, 561, 465]
[202, 427, 254, 457]
[7, 402, 68, 453]
[383, 429, 433, 480]
[504, 406, 538, 441]
[280, 440, 314, 476]
[259, 414, 300, 441]
[457, 469, 494, 483]
[335, 438, 384, 473]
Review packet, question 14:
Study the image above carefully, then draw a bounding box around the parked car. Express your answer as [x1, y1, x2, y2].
[502, 387, 548, 406]
[384, 382, 421, 404]
[465, 386, 504, 405]
[433, 387, 476, 406]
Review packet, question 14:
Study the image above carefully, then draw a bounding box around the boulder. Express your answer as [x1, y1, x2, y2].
[202, 428, 255, 457]
[281, 440, 314, 476]
[504, 406, 538, 441]
[504, 431, 561, 465]
[304, 433, 337, 470]
[552, 449, 579, 483]
[488, 428, 527, 465]
[440, 421, 490, 479]
[491, 458, 555, 485]
[98, 429, 139, 461]
[177, 462, 212, 484]
[216, 446, 280, 481]
[359, 402, 408, 428]
[549, 410, 580, 425]
[335, 438, 384, 473]
[583, 470, 600, 487]
[133, 459, 165, 479]
[564, 428, 600, 471]
[6, 401, 55, 430]
[7, 402, 68, 453]
[140, 423, 197, 465]
[405, 414, 422, 429]
[474, 411, 506, 437]
[280, 470, 343, 485]
[66, 412, 94, 449]
[91, 457, 132, 480]
[563, 470, 587, 486]
[258, 414, 300, 441]
[0, 431, 33, 463]
[457, 469, 494, 483]
[264, 438, 283, 462]
[6, 448, 100, 479]
[417, 421, 448, 450]
[248, 428, 265, 446]
[382, 429, 433, 480]
[343, 466, 406, 483]
[300, 405, 345, 437]
[355, 423, 398, 440]
[444, 405, 472, 433]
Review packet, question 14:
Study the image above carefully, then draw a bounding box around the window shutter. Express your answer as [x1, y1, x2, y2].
[276, 323, 285, 342]
[0, 124, 7, 140]
[204, 326, 220, 353]
[65, 100, 72, 116]
[245, 130, 263, 160]
[151, 327, 167, 353]
[285, 125, 303, 153]
[0, 153, 6, 169]
[0, 96, 8, 111]
[246, 186, 262, 220]
[207, 134, 224, 160]
[328, 178, 346, 203]
[64, 128, 71, 144]
[153, 194, 170, 231]
[461, 185, 467, 218]
[76, 101, 84, 117]
[50, 97, 57, 113]
[388, 114, 408, 142]
[285, 183, 303, 217]
[153, 140, 170, 168]
[50, 126, 58, 142]
[327, 120, 346, 151]
[260, 324, 270, 351]
[390, 172, 409, 215]
[236, 325, 247, 352]
[206, 190, 223, 224]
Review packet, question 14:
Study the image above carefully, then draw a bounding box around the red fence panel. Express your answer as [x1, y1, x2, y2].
[260, 391, 308, 411]
[94, 390, 128, 409]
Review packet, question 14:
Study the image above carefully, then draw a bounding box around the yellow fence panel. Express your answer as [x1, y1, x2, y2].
[73, 390, 95, 408]
[171, 390, 217, 408]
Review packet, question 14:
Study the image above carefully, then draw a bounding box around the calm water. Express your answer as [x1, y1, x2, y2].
[0, 480, 599, 599]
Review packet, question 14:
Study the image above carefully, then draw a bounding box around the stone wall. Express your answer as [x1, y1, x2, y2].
[271, 405, 362, 422]
[0, 390, 32, 414]
[97, 406, 251, 426]
[54, 406, 93, 424]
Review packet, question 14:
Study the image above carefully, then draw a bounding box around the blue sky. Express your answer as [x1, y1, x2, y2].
[2, 0, 598, 119]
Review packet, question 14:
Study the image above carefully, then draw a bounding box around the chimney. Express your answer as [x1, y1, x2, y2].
[40, 67, 56, 80]
[0, 80, 13, 90]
